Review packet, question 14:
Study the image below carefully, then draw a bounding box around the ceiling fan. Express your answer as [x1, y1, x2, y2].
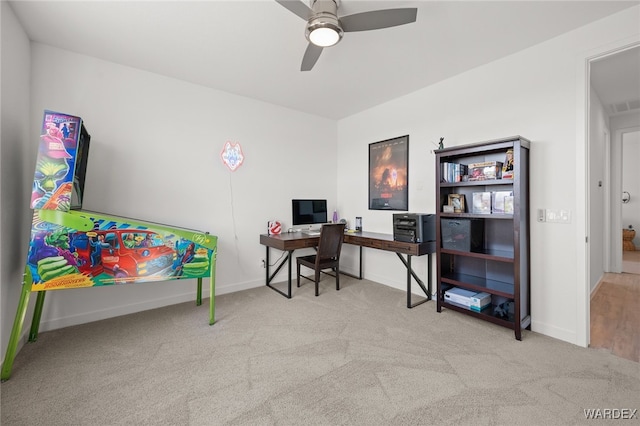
[276, 0, 417, 71]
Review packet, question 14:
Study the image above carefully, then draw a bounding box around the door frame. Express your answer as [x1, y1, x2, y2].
[603, 128, 611, 271]
[581, 39, 640, 347]
[617, 126, 640, 273]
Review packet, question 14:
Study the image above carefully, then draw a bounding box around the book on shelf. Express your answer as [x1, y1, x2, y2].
[440, 162, 468, 183]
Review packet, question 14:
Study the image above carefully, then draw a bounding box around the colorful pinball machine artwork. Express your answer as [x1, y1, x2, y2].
[2, 111, 218, 381]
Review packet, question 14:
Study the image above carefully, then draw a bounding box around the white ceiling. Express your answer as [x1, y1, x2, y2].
[590, 46, 640, 116]
[9, 0, 640, 119]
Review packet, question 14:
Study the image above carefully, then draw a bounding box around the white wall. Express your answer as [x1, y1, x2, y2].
[9, 43, 337, 338]
[1, 0, 34, 364]
[336, 6, 640, 346]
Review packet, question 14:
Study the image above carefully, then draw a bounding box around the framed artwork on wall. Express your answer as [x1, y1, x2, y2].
[369, 135, 409, 211]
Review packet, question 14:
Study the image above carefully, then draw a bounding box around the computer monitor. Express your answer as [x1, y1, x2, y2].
[292, 199, 328, 226]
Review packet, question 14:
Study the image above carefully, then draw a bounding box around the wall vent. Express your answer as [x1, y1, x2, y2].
[609, 99, 640, 115]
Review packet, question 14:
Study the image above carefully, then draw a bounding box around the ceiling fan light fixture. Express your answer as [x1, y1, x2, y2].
[309, 26, 340, 47]
[276, 0, 418, 71]
[306, 14, 343, 47]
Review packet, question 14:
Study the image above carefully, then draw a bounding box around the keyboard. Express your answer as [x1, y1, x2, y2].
[302, 230, 321, 236]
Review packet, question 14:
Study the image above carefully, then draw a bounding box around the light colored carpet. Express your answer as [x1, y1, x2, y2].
[1, 277, 639, 425]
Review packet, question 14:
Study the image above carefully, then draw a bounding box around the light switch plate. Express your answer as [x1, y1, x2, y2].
[545, 209, 571, 223]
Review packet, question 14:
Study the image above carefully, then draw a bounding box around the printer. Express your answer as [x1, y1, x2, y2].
[393, 213, 435, 243]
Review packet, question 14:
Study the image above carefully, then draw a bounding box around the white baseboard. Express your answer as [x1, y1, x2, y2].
[531, 320, 578, 346]
[216, 278, 263, 295]
[38, 279, 264, 333]
[38, 290, 204, 333]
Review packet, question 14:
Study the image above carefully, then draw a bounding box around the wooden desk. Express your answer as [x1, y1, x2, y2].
[259, 231, 435, 308]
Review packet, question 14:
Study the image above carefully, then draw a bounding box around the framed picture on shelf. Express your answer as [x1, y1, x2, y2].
[448, 193, 465, 213]
[368, 135, 409, 210]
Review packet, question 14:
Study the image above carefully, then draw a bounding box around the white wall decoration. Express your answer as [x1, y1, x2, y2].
[221, 141, 244, 171]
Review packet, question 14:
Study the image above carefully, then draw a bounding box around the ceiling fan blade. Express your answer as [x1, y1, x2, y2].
[275, 0, 313, 21]
[340, 8, 417, 32]
[301, 43, 323, 71]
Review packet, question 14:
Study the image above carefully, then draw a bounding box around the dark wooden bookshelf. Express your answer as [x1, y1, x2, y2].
[435, 136, 531, 340]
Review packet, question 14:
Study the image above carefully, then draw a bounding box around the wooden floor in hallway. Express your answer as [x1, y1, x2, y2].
[622, 249, 640, 274]
[590, 270, 640, 363]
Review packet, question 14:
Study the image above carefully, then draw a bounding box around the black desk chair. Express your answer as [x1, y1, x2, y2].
[296, 223, 346, 296]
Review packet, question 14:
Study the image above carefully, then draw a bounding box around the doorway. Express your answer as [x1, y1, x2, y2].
[588, 45, 640, 361]
[589, 45, 640, 275]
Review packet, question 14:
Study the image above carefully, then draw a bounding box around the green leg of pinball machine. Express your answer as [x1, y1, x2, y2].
[209, 251, 217, 326]
[1, 267, 33, 381]
[29, 291, 46, 342]
[196, 278, 202, 306]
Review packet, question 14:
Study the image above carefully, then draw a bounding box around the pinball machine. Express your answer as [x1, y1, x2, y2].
[1, 110, 218, 380]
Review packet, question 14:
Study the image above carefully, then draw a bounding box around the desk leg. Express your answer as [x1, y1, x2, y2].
[265, 245, 270, 287]
[265, 246, 293, 299]
[396, 253, 431, 308]
[406, 255, 412, 308]
[287, 250, 292, 298]
[427, 253, 432, 300]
